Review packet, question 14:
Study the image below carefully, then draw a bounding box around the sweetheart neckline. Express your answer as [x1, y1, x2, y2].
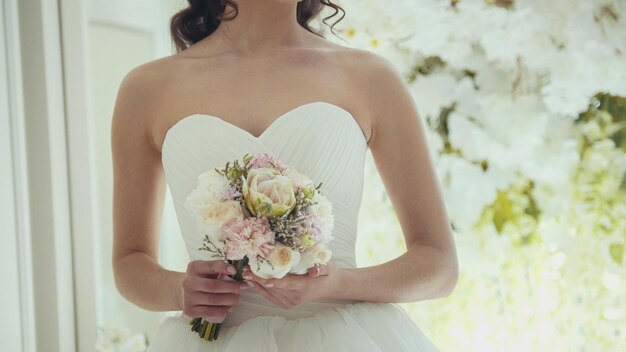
[160, 101, 369, 155]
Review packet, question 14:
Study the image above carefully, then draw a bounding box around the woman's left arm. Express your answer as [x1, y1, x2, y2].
[328, 52, 459, 303]
[247, 51, 459, 306]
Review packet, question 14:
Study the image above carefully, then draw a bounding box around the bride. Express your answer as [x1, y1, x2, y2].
[110, 0, 458, 350]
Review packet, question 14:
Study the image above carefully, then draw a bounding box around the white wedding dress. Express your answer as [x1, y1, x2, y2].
[150, 101, 439, 351]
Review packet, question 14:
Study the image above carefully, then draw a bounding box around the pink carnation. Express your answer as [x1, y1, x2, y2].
[222, 217, 275, 260]
[247, 153, 288, 171]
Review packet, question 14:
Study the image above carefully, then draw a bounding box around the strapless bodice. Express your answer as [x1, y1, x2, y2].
[160, 101, 369, 326]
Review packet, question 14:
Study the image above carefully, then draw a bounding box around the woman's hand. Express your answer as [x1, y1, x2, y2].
[181, 260, 250, 323]
[243, 259, 342, 309]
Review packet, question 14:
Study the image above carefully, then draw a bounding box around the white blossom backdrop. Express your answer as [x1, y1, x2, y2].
[328, 0, 626, 351]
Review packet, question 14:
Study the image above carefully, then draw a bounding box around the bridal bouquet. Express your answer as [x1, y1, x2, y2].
[183, 152, 335, 341]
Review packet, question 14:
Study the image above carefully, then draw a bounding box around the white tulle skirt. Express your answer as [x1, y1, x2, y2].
[146, 296, 439, 352]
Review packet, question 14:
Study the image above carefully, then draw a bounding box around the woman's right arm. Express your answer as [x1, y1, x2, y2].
[110, 65, 247, 317]
[111, 65, 185, 311]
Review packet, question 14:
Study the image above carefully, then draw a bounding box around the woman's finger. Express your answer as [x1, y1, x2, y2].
[307, 264, 330, 277]
[187, 276, 245, 294]
[244, 268, 273, 286]
[307, 265, 320, 277]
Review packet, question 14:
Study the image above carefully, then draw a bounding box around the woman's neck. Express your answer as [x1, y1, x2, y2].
[209, 0, 309, 57]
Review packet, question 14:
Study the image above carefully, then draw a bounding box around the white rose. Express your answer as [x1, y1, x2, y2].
[197, 200, 244, 227]
[184, 169, 231, 213]
[249, 243, 300, 279]
[289, 246, 332, 275]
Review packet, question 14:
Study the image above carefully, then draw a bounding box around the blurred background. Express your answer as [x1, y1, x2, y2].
[1, 0, 624, 351]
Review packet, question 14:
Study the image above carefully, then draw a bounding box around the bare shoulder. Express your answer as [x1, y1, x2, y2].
[116, 55, 177, 101]
[111, 55, 179, 152]
[339, 47, 409, 106]
[116, 54, 182, 107]
[332, 47, 414, 146]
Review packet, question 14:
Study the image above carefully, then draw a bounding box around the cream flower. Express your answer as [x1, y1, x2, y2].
[184, 169, 231, 212]
[241, 168, 296, 218]
[198, 200, 244, 227]
[249, 243, 301, 279]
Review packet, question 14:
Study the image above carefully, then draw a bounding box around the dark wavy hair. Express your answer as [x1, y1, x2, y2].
[170, 0, 346, 53]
